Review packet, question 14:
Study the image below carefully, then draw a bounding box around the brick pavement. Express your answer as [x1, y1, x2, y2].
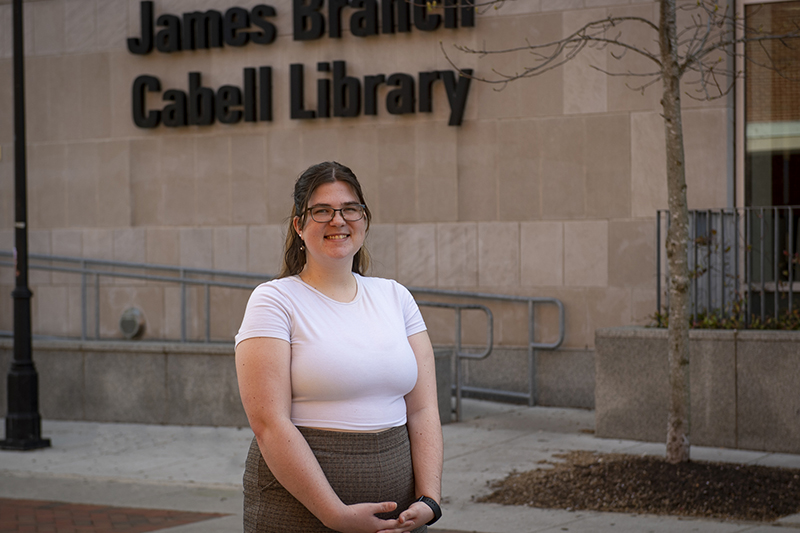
[0, 498, 228, 533]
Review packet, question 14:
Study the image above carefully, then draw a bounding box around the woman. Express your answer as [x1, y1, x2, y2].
[235, 161, 443, 533]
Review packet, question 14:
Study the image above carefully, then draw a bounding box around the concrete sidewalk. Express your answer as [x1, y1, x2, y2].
[2, 399, 800, 532]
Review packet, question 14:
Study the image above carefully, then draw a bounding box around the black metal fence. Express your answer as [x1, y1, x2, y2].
[656, 206, 800, 325]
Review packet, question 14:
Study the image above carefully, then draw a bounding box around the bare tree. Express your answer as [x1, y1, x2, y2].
[444, 0, 799, 463]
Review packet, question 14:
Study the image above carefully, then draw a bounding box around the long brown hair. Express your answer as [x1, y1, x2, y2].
[278, 161, 372, 278]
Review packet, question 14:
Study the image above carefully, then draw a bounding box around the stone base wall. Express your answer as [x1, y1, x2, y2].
[595, 327, 800, 454]
[0, 339, 594, 427]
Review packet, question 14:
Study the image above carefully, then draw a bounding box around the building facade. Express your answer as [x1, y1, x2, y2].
[0, 0, 796, 405]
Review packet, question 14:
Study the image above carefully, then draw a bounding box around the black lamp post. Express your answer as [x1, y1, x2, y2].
[1, 0, 50, 451]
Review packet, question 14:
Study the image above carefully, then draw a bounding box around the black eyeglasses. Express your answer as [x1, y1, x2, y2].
[306, 204, 366, 223]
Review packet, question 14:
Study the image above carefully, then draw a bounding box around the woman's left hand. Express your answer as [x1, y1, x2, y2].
[376, 501, 434, 533]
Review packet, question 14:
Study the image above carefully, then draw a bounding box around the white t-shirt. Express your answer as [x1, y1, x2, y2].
[235, 274, 427, 431]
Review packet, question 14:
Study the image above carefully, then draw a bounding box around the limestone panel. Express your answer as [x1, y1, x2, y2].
[377, 124, 417, 223]
[35, 285, 69, 337]
[631, 111, 667, 218]
[28, 143, 67, 229]
[585, 114, 631, 218]
[632, 286, 657, 324]
[300, 126, 343, 170]
[437, 222, 478, 287]
[97, 0, 128, 50]
[478, 222, 519, 288]
[541, 0, 582, 10]
[97, 140, 131, 227]
[33, 0, 65, 55]
[108, 49, 143, 139]
[0, 286, 10, 331]
[65, 142, 99, 228]
[608, 219, 656, 289]
[605, 3, 661, 113]
[209, 286, 241, 340]
[80, 53, 112, 140]
[83, 228, 114, 260]
[498, 119, 541, 221]
[334, 126, 380, 214]
[457, 121, 497, 221]
[683, 108, 731, 209]
[98, 285, 166, 339]
[196, 136, 232, 226]
[66, 284, 84, 337]
[23, 56, 50, 143]
[114, 227, 146, 264]
[84, 351, 167, 424]
[540, 117, 585, 219]
[161, 137, 197, 226]
[179, 227, 214, 269]
[0, 147, 11, 230]
[49, 54, 83, 142]
[0, 60, 11, 144]
[534, 287, 591, 349]
[416, 123, 458, 223]
[521, 221, 563, 287]
[231, 135, 268, 225]
[146, 227, 179, 266]
[585, 287, 632, 333]
[515, 13, 564, 118]
[213, 226, 247, 272]
[563, 8, 608, 115]
[0, 6, 10, 59]
[266, 128, 302, 225]
[481, 0, 542, 17]
[365, 224, 396, 280]
[130, 139, 162, 226]
[396, 224, 436, 287]
[564, 220, 608, 287]
[51, 228, 82, 285]
[247, 225, 284, 275]
[473, 16, 524, 120]
[28, 230, 52, 285]
[64, 0, 95, 52]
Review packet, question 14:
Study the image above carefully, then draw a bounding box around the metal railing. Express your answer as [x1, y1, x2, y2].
[0, 251, 565, 415]
[656, 206, 800, 324]
[411, 286, 565, 418]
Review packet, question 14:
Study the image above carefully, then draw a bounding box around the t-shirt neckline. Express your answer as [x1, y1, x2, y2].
[292, 273, 362, 305]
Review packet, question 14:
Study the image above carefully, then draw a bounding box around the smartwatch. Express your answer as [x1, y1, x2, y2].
[416, 495, 442, 526]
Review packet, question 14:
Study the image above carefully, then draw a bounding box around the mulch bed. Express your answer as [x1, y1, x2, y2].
[477, 450, 800, 522]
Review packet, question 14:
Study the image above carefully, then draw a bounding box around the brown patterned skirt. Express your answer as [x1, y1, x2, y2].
[243, 425, 426, 533]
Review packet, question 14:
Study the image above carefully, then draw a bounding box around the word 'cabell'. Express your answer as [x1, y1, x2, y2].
[127, 0, 476, 127]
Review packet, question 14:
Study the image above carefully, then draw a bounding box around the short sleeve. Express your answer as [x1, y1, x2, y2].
[398, 283, 427, 337]
[235, 282, 292, 347]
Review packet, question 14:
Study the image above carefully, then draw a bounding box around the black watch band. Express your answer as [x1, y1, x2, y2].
[416, 496, 442, 526]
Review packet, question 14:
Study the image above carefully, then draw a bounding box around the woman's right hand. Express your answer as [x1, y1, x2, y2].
[325, 501, 408, 533]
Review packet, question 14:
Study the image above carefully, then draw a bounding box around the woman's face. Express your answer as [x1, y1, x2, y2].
[293, 180, 367, 270]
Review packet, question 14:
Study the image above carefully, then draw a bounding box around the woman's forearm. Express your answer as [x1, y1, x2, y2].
[254, 420, 347, 527]
[406, 405, 444, 502]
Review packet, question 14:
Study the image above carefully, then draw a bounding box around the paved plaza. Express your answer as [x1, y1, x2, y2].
[2, 400, 800, 532]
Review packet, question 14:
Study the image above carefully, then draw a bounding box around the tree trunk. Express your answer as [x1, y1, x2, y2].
[659, 0, 691, 464]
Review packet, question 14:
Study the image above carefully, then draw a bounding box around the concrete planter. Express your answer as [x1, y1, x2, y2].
[595, 327, 800, 454]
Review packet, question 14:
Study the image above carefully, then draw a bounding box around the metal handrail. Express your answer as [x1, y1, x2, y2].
[410, 286, 565, 410]
[416, 300, 493, 421]
[0, 251, 566, 410]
